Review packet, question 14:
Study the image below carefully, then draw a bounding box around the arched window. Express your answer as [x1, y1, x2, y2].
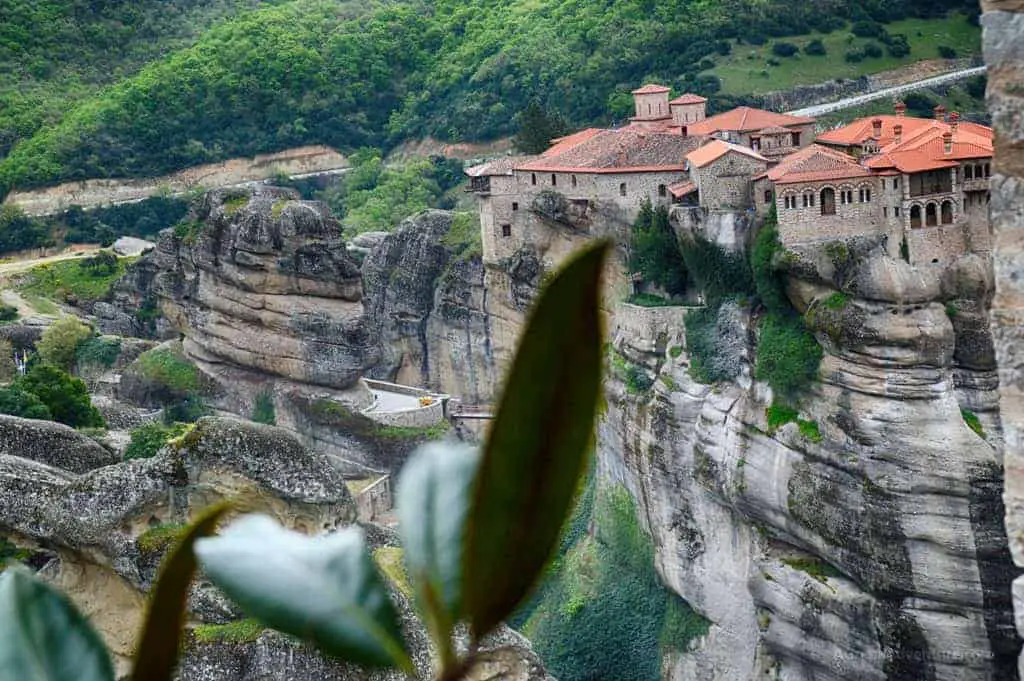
[619, 183, 627, 197]
[910, 204, 922, 228]
[941, 200, 954, 224]
[821, 187, 836, 215]
[658, 184, 667, 197]
[925, 202, 938, 226]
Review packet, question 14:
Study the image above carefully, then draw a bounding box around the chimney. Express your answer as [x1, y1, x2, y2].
[934, 104, 947, 121]
[894, 124, 903, 145]
[950, 111, 959, 134]
[894, 101, 907, 117]
[872, 118, 883, 138]
[943, 131, 953, 154]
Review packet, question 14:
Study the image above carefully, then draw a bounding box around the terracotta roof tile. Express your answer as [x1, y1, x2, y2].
[632, 83, 671, 94]
[669, 93, 707, 105]
[686, 139, 768, 168]
[765, 144, 872, 184]
[668, 180, 697, 198]
[515, 127, 704, 173]
[686, 107, 815, 135]
[465, 157, 524, 177]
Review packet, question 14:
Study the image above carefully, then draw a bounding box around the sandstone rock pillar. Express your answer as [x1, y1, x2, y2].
[987, 1, 1024, 674]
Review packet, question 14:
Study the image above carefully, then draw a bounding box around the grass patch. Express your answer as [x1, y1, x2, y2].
[708, 14, 980, 96]
[766, 404, 822, 442]
[823, 292, 849, 310]
[961, 408, 985, 438]
[125, 421, 190, 460]
[609, 347, 653, 395]
[782, 556, 842, 583]
[669, 346, 683, 359]
[223, 195, 249, 216]
[173, 220, 205, 245]
[945, 302, 958, 318]
[22, 295, 59, 315]
[627, 293, 675, 307]
[659, 374, 678, 392]
[270, 200, 288, 220]
[137, 523, 187, 555]
[135, 347, 202, 393]
[193, 619, 265, 645]
[310, 399, 450, 443]
[16, 255, 133, 304]
[374, 547, 413, 600]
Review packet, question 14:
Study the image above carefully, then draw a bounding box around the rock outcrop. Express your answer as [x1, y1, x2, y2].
[986, 1, 1024, 673]
[0, 416, 550, 680]
[0, 414, 118, 473]
[599, 230, 1019, 679]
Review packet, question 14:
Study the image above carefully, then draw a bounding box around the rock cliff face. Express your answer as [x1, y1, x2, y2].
[362, 210, 508, 404]
[985, 1, 1024, 673]
[599, 228, 1018, 679]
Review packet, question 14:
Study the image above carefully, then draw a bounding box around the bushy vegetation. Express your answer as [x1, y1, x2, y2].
[629, 201, 687, 298]
[134, 347, 202, 394]
[251, 392, 276, 426]
[765, 405, 822, 442]
[0, 304, 18, 323]
[523, 484, 709, 680]
[0, 0, 978, 197]
[439, 211, 483, 262]
[74, 336, 121, 370]
[4, 364, 105, 428]
[0, 340, 14, 382]
[755, 313, 822, 401]
[0, 205, 52, 254]
[781, 556, 842, 582]
[36, 317, 93, 371]
[627, 293, 674, 307]
[192, 619, 265, 645]
[124, 421, 191, 460]
[16, 254, 131, 305]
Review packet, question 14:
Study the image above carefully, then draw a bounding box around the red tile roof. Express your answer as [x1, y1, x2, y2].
[816, 115, 935, 147]
[668, 181, 697, 198]
[862, 123, 993, 173]
[515, 127, 704, 173]
[669, 93, 707, 105]
[632, 83, 671, 94]
[686, 139, 768, 168]
[686, 107, 815, 135]
[465, 156, 524, 177]
[763, 144, 873, 184]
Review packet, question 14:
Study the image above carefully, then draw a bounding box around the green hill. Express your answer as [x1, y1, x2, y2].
[0, 0, 980, 197]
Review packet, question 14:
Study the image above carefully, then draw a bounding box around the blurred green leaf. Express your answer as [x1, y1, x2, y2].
[463, 240, 608, 639]
[396, 443, 479, 660]
[195, 515, 413, 673]
[132, 503, 230, 681]
[0, 567, 114, 681]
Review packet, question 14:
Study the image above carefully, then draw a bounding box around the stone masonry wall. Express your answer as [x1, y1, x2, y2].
[906, 222, 968, 265]
[986, 0, 1024, 675]
[694, 153, 767, 210]
[775, 177, 889, 245]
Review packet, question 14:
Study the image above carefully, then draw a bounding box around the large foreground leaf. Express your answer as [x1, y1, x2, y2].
[132, 504, 230, 681]
[0, 568, 114, 681]
[463, 240, 608, 639]
[396, 443, 479, 656]
[195, 515, 412, 672]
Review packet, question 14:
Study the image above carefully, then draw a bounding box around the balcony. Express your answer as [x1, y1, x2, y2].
[467, 177, 491, 194]
[961, 177, 990, 193]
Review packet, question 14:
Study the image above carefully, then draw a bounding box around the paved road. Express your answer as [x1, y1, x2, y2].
[787, 65, 987, 118]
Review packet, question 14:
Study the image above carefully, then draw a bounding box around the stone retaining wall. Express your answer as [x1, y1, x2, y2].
[353, 476, 392, 522]
[612, 303, 694, 354]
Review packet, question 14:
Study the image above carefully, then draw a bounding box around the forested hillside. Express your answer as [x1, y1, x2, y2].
[0, 0, 979, 197]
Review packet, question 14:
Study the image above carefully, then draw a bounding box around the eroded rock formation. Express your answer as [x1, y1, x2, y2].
[0, 416, 550, 681]
[600, 230, 1018, 679]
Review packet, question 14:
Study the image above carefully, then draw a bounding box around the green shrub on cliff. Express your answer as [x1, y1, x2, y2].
[629, 201, 688, 297]
[124, 421, 190, 460]
[37, 317, 93, 371]
[13, 364, 105, 428]
[524, 485, 708, 681]
[755, 313, 822, 401]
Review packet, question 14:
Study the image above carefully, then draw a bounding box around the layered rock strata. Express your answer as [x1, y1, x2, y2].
[599, 230, 1018, 680]
[986, 1, 1024, 673]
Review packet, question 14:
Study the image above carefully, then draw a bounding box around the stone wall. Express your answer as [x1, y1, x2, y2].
[775, 178, 888, 245]
[694, 153, 767, 210]
[3, 146, 348, 216]
[907, 223, 969, 265]
[987, 2, 1024, 675]
[352, 475, 392, 522]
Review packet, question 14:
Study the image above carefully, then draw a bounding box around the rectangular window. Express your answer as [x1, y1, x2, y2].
[895, 206, 900, 217]
[791, 132, 800, 146]
[883, 207, 888, 217]
[512, 202, 519, 211]
[501, 224, 511, 238]
[764, 190, 772, 203]
[551, 174, 557, 186]
[802, 195, 808, 208]
[619, 183, 627, 197]
[894, 177, 900, 189]
[572, 175, 578, 188]
[531, 173, 537, 186]
[881, 179, 886, 189]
